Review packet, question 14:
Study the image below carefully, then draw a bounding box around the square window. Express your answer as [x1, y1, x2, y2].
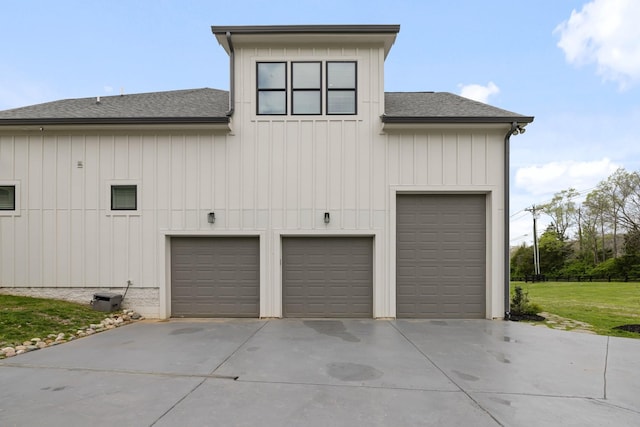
[327, 62, 356, 88]
[0, 185, 15, 210]
[258, 91, 287, 115]
[293, 62, 321, 89]
[258, 62, 286, 89]
[293, 91, 321, 114]
[111, 185, 137, 210]
[327, 91, 356, 115]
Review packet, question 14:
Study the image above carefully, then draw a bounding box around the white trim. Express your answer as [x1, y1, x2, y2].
[159, 230, 266, 319]
[0, 180, 20, 217]
[273, 229, 382, 318]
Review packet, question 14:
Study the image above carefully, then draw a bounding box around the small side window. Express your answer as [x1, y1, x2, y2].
[111, 185, 137, 211]
[0, 185, 15, 210]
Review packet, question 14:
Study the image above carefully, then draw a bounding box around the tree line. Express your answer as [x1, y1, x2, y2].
[511, 168, 640, 281]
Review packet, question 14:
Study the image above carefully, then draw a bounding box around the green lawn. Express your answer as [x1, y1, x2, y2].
[511, 281, 640, 338]
[0, 295, 108, 348]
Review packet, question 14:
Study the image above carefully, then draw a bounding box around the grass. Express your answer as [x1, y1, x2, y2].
[511, 281, 640, 338]
[0, 294, 108, 348]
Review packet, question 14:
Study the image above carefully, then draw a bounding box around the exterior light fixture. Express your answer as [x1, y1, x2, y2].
[324, 212, 330, 224]
[208, 212, 215, 224]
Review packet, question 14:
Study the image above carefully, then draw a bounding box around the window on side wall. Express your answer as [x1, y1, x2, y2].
[257, 62, 287, 115]
[0, 185, 15, 210]
[111, 185, 137, 211]
[327, 61, 357, 115]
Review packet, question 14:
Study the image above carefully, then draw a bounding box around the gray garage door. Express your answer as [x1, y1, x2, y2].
[396, 194, 486, 318]
[282, 236, 373, 317]
[171, 237, 259, 317]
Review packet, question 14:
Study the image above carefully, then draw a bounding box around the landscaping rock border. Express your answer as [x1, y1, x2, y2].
[0, 309, 143, 359]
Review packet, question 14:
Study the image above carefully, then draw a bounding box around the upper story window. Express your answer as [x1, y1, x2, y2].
[257, 62, 287, 115]
[292, 62, 321, 115]
[327, 62, 357, 114]
[257, 60, 356, 116]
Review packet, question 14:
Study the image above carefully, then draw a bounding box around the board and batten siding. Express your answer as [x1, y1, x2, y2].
[0, 41, 508, 318]
[0, 125, 506, 318]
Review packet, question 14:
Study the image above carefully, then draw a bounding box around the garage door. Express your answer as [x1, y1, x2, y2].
[171, 237, 259, 317]
[282, 237, 373, 318]
[396, 194, 486, 318]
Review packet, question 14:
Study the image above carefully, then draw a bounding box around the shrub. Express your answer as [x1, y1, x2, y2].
[510, 286, 542, 315]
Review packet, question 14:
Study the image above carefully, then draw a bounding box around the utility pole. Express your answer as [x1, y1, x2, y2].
[525, 205, 541, 279]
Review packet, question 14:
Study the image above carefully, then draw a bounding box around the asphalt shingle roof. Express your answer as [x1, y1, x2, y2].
[383, 92, 533, 123]
[0, 88, 533, 125]
[0, 88, 230, 125]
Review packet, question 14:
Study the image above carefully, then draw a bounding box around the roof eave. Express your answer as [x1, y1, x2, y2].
[211, 24, 401, 35]
[212, 24, 400, 58]
[0, 116, 231, 132]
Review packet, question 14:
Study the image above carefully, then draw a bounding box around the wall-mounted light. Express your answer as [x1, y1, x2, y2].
[208, 212, 215, 224]
[324, 212, 330, 224]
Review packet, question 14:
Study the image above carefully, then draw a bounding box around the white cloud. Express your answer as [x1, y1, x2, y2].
[458, 82, 499, 103]
[555, 0, 640, 89]
[514, 157, 620, 197]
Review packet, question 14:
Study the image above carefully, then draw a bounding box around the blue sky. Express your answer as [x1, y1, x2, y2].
[2, 0, 639, 245]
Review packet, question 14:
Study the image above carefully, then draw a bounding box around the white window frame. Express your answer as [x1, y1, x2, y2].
[0, 180, 20, 217]
[106, 180, 141, 216]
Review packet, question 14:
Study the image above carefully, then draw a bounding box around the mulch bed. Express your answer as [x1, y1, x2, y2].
[612, 324, 640, 334]
[508, 313, 546, 322]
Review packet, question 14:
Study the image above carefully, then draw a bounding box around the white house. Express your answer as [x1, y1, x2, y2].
[0, 25, 533, 319]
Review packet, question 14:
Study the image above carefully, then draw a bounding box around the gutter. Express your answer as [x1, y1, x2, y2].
[503, 122, 524, 320]
[381, 115, 535, 124]
[225, 31, 235, 117]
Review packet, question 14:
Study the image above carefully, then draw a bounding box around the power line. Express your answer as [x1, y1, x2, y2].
[510, 185, 599, 219]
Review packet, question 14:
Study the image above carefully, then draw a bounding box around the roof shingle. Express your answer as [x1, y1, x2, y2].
[0, 88, 532, 125]
[0, 88, 230, 124]
[383, 92, 533, 123]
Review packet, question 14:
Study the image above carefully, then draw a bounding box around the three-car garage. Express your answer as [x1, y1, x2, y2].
[169, 194, 487, 319]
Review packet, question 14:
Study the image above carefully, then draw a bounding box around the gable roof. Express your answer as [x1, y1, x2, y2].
[0, 88, 230, 126]
[0, 88, 532, 127]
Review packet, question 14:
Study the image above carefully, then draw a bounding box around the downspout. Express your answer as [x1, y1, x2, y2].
[225, 31, 235, 117]
[504, 122, 519, 320]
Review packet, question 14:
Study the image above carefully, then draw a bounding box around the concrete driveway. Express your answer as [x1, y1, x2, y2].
[0, 319, 638, 426]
